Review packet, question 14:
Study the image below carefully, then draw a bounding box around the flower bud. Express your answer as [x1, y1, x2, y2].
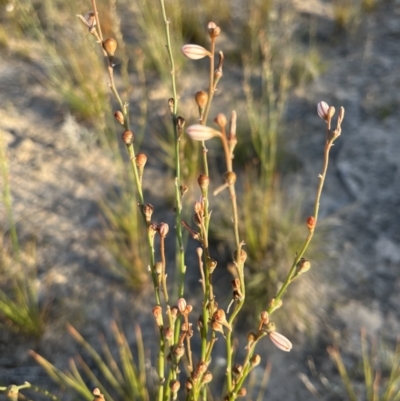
[296, 258, 311, 275]
[182, 44, 211, 60]
[307, 216, 316, 230]
[177, 298, 187, 314]
[103, 38, 117, 56]
[237, 388, 247, 397]
[197, 361, 208, 375]
[152, 306, 163, 327]
[170, 380, 180, 393]
[260, 311, 269, 323]
[122, 130, 134, 145]
[328, 106, 336, 120]
[232, 364, 243, 376]
[198, 174, 210, 191]
[114, 111, 124, 126]
[250, 354, 261, 367]
[195, 91, 208, 109]
[268, 331, 292, 352]
[208, 21, 221, 38]
[214, 113, 227, 129]
[180, 184, 188, 197]
[136, 153, 147, 168]
[186, 124, 221, 141]
[158, 222, 169, 238]
[223, 171, 237, 185]
[202, 371, 213, 384]
[142, 203, 154, 222]
[317, 101, 329, 121]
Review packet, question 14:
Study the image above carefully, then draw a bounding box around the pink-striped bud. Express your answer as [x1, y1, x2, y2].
[268, 331, 292, 352]
[182, 44, 211, 60]
[317, 101, 330, 121]
[186, 124, 221, 141]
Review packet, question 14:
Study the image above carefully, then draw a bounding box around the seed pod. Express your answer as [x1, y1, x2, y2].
[237, 388, 247, 397]
[103, 38, 117, 56]
[198, 174, 210, 191]
[170, 380, 180, 393]
[136, 153, 147, 168]
[122, 130, 134, 145]
[114, 111, 124, 125]
[250, 354, 261, 367]
[202, 371, 213, 384]
[223, 171, 237, 185]
[307, 216, 316, 230]
[208, 21, 221, 38]
[214, 113, 227, 129]
[195, 91, 208, 109]
[142, 203, 154, 222]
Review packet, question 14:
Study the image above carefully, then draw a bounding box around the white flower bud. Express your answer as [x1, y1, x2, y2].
[182, 44, 211, 60]
[186, 124, 221, 141]
[268, 331, 292, 352]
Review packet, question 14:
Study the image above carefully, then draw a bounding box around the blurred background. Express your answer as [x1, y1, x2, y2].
[0, 0, 400, 400]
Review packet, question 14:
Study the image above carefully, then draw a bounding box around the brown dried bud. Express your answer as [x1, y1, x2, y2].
[136, 153, 147, 168]
[213, 309, 226, 323]
[214, 113, 227, 129]
[202, 371, 213, 384]
[152, 306, 163, 327]
[207, 258, 217, 274]
[195, 91, 208, 109]
[163, 326, 173, 340]
[154, 262, 163, 275]
[142, 203, 154, 222]
[233, 249, 247, 264]
[103, 38, 117, 56]
[92, 388, 105, 401]
[268, 298, 283, 313]
[158, 222, 169, 237]
[168, 98, 174, 113]
[247, 332, 257, 343]
[170, 380, 180, 393]
[296, 258, 311, 275]
[250, 354, 261, 367]
[122, 130, 134, 145]
[180, 184, 188, 197]
[223, 171, 237, 185]
[198, 174, 210, 191]
[232, 364, 243, 376]
[197, 361, 208, 375]
[307, 216, 316, 230]
[208, 21, 221, 38]
[170, 306, 179, 319]
[173, 344, 185, 359]
[185, 379, 193, 391]
[177, 298, 187, 314]
[237, 388, 247, 397]
[231, 278, 241, 290]
[260, 311, 269, 323]
[114, 111, 124, 126]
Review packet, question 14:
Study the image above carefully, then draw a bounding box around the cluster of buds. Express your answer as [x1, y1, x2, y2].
[210, 308, 232, 336]
[317, 101, 345, 141]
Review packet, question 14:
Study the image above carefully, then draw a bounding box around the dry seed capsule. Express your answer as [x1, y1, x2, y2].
[198, 174, 210, 191]
[202, 371, 213, 384]
[122, 130, 134, 145]
[103, 38, 117, 56]
[136, 153, 147, 168]
[223, 171, 237, 185]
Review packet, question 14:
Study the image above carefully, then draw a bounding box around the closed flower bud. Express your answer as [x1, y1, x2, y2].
[182, 44, 211, 60]
[180, 184, 188, 197]
[152, 306, 163, 327]
[158, 222, 169, 237]
[237, 388, 247, 397]
[328, 106, 336, 120]
[250, 354, 261, 367]
[317, 101, 330, 121]
[197, 361, 208, 375]
[214, 113, 227, 128]
[223, 171, 237, 185]
[122, 130, 134, 145]
[177, 298, 187, 314]
[208, 21, 221, 38]
[170, 380, 180, 393]
[232, 364, 243, 376]
[260, 311, 269, 323]
[103, 38, 117, 56]
[268, 331, 293, 352]
[142, 203, 154, 222]
[186, 124, 221, 141]
[296, 258, 311, 275]
[164, 326, 173, 340]
[307, 216, 316, 230]
[136, 153, 147, 169]
[114, 110, 124, 125]
[195, 90, 208, 109]
[197, 174, 210, 191]
[202, 371, 213, 384]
